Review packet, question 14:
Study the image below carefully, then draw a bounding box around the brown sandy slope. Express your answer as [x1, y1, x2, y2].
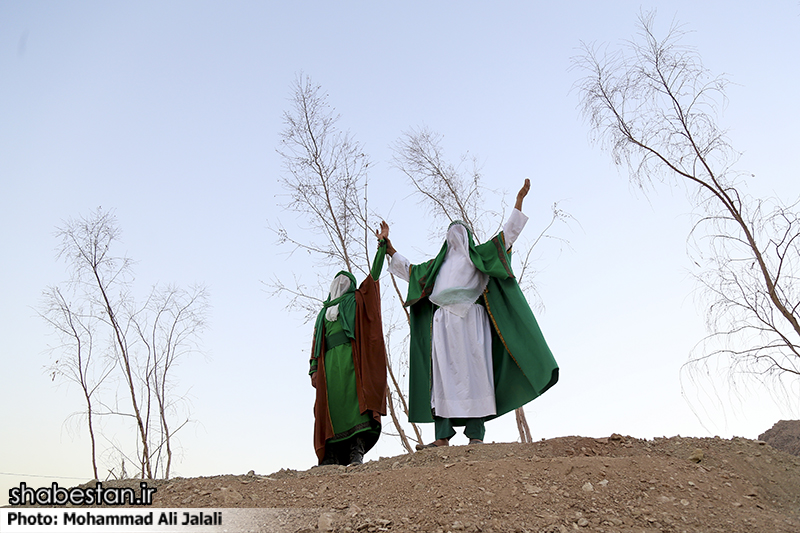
[44, 435, 800, 532]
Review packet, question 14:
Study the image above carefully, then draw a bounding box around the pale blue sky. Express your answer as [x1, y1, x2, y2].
[2, 1, 799, 499]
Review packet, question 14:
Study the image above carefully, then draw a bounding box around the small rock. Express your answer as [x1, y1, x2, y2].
[318, 512, 336, 531]
[220, 487, 243, 504]
[577, 517, 589, 527]
[524, 483, 542, 494]
[581, 482, 594, 492]
[688, 449, 704, 463]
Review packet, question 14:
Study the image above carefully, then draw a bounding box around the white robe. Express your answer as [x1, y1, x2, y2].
[388, 209, 528, 418]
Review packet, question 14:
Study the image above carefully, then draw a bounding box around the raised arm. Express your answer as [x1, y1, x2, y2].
[375, 221, 396, 257]
[376, 221, 412, 282]
[368, 222, 391, 280]
[504, 179, 531, 248]
[514, 178, 530, 212]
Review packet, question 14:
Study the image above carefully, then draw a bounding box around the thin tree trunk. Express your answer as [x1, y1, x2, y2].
[387, 271, 422, 445]
[86, 398, 99, 479]
[385, 386, 413, 454]
[386, 359, 422, 448]
[515, 407, 532, 444]
[93, 268, 152, 478]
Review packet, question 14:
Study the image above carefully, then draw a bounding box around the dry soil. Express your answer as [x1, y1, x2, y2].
[68, 432, 800, 533]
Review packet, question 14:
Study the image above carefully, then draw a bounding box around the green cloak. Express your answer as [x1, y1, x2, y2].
[309, 241, 388, 463]
[404, 224, 559, 423]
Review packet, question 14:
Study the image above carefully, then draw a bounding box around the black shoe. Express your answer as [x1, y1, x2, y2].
[319, 446, 338, 466]
[348, 437, 366, 466]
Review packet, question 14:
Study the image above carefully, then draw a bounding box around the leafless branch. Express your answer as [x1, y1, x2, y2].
[573, 11, 800, 409]
[43, 208, 207, 481]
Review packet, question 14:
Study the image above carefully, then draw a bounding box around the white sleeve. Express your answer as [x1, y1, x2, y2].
[387, 252, 412, 282]
[502, 208, 529, 249]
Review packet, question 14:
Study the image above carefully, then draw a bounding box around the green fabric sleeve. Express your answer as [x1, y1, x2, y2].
[371, 240, 387, 280]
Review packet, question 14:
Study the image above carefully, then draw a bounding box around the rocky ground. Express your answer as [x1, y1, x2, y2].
[759, 419, 800, 457]
[59, 428, 800, 533]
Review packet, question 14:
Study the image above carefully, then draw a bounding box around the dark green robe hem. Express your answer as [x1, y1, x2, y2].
[327, 420, 381, 444]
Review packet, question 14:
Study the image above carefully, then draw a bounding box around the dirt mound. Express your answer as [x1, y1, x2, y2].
[30, 435, 800, 532]
[759, 420, 800, 457]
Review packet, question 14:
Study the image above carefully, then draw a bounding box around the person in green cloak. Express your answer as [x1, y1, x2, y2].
[309, 230, 389, 465]
[384, 178, 558, 448]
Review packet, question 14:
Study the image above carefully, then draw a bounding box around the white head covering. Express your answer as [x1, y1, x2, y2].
[429, 223, 489, 317]
[325, 273, 352, 322]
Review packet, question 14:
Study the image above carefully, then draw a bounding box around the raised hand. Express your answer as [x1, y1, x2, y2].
[375, 220, 389, 241]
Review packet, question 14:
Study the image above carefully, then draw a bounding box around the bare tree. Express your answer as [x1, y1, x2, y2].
[573, 13, 800, 400]
[391, 127, 572, 443]
[41, 286, 115, 480]
[391, 128, 486, 235]
[133, 284, 208, 479]
[51, 208, 153, 477]
[44, 208, 208, 480]
[270, 73, 421, 452]
[274, 74, 371, 278]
